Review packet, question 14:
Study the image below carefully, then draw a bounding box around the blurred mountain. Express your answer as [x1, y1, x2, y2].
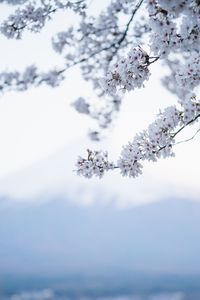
[0, 198, 200, 276]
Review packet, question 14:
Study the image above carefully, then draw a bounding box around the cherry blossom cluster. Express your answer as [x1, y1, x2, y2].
[77, 97, 200, 178]
[51, 0, 144, 83]
[118, 106, 181, 178]
[162, 53, 200, 100]
[152, 0, 188, 14]
[161, 58, 185, 99]
[180, 96, 200, 124]
[100, 46, 154, 95]
[148, 11, 179, 57]
[0, 0, 26, 4]
[175, 54, 200, 99]
[0, 0, 86, 39]
[147, 0, 200, 57]
[76, 149, 115, 178]
[0, 65, 65, 92]
[51, 0, 146, 132]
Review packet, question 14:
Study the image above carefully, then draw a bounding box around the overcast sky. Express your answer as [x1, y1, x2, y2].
[0, 3, 199, 207]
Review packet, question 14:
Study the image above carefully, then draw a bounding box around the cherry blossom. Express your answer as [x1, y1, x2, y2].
[76, 149, 115, 178]
[77, 97, 200, 178]
[0, 0, 200, 179]
[0, 0, 86, 39]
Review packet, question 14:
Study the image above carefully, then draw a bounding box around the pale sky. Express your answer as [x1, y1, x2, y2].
[0, 3, 199, 207]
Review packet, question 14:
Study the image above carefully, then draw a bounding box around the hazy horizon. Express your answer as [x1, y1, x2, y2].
[0, 197, 200, 277]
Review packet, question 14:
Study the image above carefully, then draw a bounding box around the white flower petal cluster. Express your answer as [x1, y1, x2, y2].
[76, 97, 200, 178]
[118, 106, 180, 177]
[175, 55, 200, 98]
[149, 14, 179, 57]
[0, 66, 64, 92]
[54, 0, 86, 14]
[118, 97, 200, 178]
[1, 3, 54, 39]
[148, 0, 200, 57]
[162, 53, 200, 100]
[76, 150, 115, 178]
[180, 97, 200, 124]
[100, 46, 151, 95]
[0, 0, 26, 4]
[153, 0, 189, 15]
[51, 0, 147, 132]
[0, 0, 86, 39]
[180, 16, 200, 52]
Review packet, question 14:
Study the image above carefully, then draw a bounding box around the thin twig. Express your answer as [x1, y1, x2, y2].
[106, 0, 145, 66]
[175, 127, 200, 145]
